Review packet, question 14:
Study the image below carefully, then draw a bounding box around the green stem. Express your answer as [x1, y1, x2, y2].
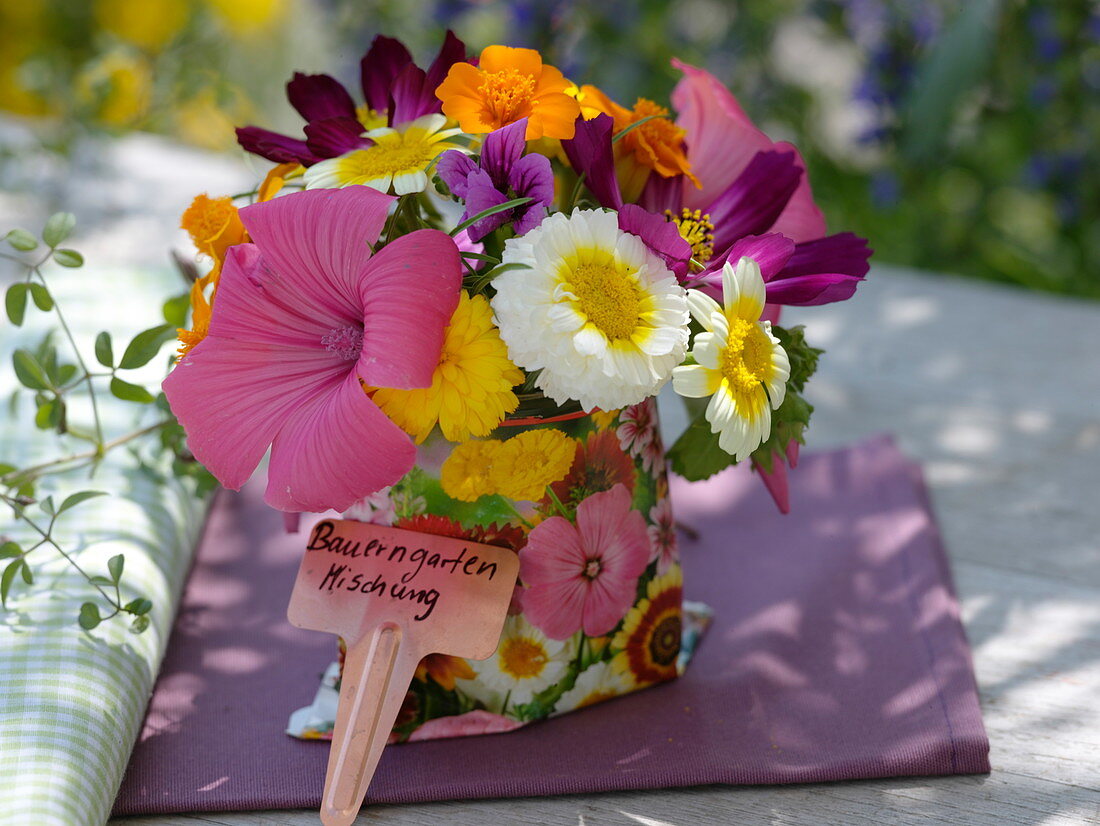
[1, 419, 171, 487]
[544, 486, 572, 520]
[503, 501, 535, 530]
[34, 267, 105, 453]
[0, 495, 120, 609]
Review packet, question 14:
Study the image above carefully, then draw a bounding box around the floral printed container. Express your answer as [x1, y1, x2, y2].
[316, 396, 684, 743]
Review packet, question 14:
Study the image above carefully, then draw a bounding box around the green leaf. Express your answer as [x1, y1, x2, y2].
[78, 602, 101, 630]
[449, 197, 533, 237]
[130, 614, 150, 633]
[107, 553, 124, 583]
[34, 398, 60, 430]
[57, 490, 107, 515]
[39, 495, 55, 517]
[162, 293, 190, 328]
[27, 282, 53, 311]
[110, 376, 155, 403]
[1, 559, 21, 606]
[773, 325, 822, 394]
[57, 364, 78, 385]
[751, 389, 814, 473]
[5, 228, 37, 251]
[20, 561, 33, 585]
[5, 283, 28, 325]
[0, 541, 21, 559]
[89, 576, 114, 587]
[12, 349, 50, 390]
[52, 249, 84, 268]
[118, 324, 175, 369]
[42, 212, 76, 247]
[94, 331, 114, 368]
[666, 409, 739, 482]
[125, 597, 152, 616]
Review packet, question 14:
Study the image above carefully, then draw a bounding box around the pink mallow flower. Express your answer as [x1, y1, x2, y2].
[163, 186, 461, 513]
[520, 484, 650, 640]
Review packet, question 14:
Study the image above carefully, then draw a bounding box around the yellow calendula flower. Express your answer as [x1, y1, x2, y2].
[440, 439, 501, 502]
[589, 409, 620, 430]
[489, 428, 576, 502]
[374, 292, 523, 443]
[77, 51, 154, 127]
[205, 0, 287, 35]
[303, 113, 465, 195]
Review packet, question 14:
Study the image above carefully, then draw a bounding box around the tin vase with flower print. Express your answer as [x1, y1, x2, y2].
[295, 395, 684, 743]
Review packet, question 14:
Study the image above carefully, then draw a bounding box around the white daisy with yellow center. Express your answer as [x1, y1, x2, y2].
[672, 257, 791, 461]
[456, 616, 573, 708]
[303, 113, 465, 195]
[552, 662, 631, 715]
[492, 208, 689, 411]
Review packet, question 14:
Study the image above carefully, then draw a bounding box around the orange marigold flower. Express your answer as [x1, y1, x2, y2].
[177, 275, 214, 358]
[180, 193, 247, 264]
[257, 162, 301, 202]
[579, 84, 700, 198]
[435, 46, 580, 140]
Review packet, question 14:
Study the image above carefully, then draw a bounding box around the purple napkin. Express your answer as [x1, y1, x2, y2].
[113, 435, 988, 815]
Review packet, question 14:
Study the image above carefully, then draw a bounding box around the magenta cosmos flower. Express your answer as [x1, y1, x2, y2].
[520, 484, 650, 640]
[163, 186, 461, 513]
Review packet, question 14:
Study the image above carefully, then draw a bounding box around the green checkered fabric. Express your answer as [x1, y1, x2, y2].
[0, 265, 208, 826]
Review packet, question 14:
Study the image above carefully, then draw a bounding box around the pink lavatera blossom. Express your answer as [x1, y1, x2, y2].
[163, 186, 462, 513]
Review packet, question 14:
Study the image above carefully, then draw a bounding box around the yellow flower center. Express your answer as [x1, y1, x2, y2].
[647, 613, 682, 667]
[720, 317, 774, 396]
[565, 258, 643, 341]
[342, 131, 441, 179]
[479, 68, 536, 124]
[355, 104, 388, 131]
[666, 208, 715, 268]
[499, 635, 549, 679]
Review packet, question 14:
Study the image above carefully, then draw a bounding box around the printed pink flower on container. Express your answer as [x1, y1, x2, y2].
[520, 483, 650, 639]
[617, 399, 659, 472]
[647, 497, 677, 574]
[163, 185, 461, 513]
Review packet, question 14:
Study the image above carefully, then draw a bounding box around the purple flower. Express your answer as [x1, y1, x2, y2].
[561, 112, 870, 306]
[436, 118, 554, 242]
[236, 31, 466, 166]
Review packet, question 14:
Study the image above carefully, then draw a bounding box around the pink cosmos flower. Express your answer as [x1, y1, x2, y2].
[616, 399, 658, 471]
[669, 58, 825, 243]
[521, 484, 650, 640]
[163, 186, 461, 513]
[647, 497, 677, 574]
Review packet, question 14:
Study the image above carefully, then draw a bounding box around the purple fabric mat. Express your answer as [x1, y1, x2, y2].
[113, 435, 989, 816]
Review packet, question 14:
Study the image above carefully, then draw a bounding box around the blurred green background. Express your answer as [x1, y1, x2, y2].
[2, 0, 1097, 297]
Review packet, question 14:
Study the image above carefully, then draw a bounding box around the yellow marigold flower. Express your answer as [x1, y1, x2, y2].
[76, 51, 154, 128]
[590, 409, 620, 431]
[440, 439, 501, 502]
[373, 292, 523, 443]
[180, 194, 247, 264]
[490, 428, 576, 502]
[435, 46, 580, 141]
[94, 0, 188, 51]
[579, 84, 700, 201]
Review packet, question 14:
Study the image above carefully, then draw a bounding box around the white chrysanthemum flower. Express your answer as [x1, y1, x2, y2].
[672, 257, 790, 461]
[456, 616, 574, 708]
[552, 662, 632, 715]
[491, 209, 689, 411]
[303, 113, 465, 195]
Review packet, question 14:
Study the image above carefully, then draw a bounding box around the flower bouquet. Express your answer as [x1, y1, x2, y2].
[164, 31, 871, 743]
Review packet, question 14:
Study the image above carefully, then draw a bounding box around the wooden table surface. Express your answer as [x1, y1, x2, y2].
[107, 265, 1100, 825]
[9, 132, 1091, 826]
